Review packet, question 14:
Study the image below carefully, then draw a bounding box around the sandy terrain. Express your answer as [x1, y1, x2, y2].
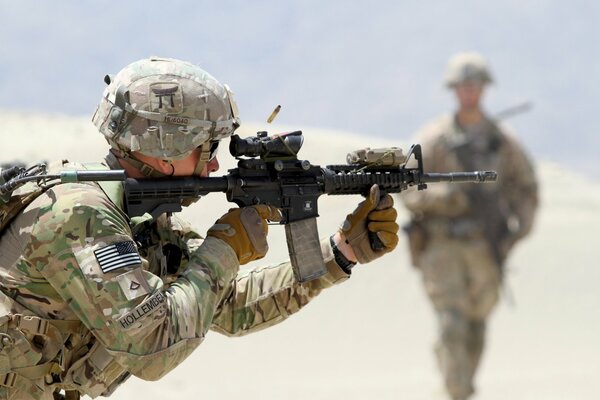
[0, 111, 598, 399]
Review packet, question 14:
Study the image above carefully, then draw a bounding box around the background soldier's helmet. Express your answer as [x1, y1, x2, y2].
[93, 57, 240, 161]
[444, 52, 494, 88]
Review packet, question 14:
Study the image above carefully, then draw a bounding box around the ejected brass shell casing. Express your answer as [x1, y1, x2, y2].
[267, 105, 281, 123]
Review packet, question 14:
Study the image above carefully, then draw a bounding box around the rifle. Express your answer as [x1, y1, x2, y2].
[123, 131, 497, 282]
[493, 101, 532, 121]
[0, 132, 496, 282]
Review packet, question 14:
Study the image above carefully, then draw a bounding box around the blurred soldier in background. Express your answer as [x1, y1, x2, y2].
[402, 52, 538, 400]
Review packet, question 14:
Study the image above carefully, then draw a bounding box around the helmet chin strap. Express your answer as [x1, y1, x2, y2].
[107, 141, 212, 178]
[179, 141, 213, 208]
[192, 141, 212, 176]
[106, 149, 170, 178]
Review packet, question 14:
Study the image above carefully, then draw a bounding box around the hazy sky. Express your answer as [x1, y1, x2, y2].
[1, 1, 599, 177]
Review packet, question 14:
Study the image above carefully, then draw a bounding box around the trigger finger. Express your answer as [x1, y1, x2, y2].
[254, 204, 283, 222]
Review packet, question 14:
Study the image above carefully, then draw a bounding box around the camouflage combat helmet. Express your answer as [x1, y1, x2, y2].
[92, 56, 240, 175]
[444, 52, 494, 88]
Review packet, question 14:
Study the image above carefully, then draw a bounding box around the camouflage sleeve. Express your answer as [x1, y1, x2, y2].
[210, 237, 349, 336]
[501, 133, 539, 241]
[25, 183, 240, 381]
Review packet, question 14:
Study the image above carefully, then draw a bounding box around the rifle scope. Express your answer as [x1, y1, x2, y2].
[229, 131, 304, 158]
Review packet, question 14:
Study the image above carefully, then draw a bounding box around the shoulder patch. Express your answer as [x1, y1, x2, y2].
[94, 241, 142, 273]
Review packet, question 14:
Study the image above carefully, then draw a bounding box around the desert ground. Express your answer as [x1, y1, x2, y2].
[1, 111, 598, 399]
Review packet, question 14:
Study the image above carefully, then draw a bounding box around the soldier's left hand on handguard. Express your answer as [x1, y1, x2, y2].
[338, 185, 399, 264]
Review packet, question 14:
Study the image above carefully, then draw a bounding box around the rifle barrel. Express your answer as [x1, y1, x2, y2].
[422, 171, 497, 183]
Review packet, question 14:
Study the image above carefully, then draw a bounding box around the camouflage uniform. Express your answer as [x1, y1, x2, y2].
[0, 56, 400, 399]
[402, 113, 538, 399]
[0, 168, 350, 399]
[0, 57, 372, 400]
[0, 57, 399, 399]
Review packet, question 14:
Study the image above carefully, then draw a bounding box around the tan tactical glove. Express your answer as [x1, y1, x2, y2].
[339, 185, 399, 264]
[207, 205, 282, 265]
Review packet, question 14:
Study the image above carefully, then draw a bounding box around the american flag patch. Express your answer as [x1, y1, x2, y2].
[94, 241, 142, 273]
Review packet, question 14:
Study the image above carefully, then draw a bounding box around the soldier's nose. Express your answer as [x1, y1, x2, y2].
[208, 158, 220, 174]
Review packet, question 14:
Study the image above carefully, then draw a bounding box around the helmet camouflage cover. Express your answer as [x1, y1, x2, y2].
[93, 56, 240, 161]
[444, 52, 494, 88]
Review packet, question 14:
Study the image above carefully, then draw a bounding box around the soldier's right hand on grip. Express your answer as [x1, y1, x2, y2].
[339, 185, 399, 263]
[207, 205, 282, 265]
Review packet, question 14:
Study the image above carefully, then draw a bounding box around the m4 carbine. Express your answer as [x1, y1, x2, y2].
[123, 131, 497, 282]
[0, 131, 496, 282]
